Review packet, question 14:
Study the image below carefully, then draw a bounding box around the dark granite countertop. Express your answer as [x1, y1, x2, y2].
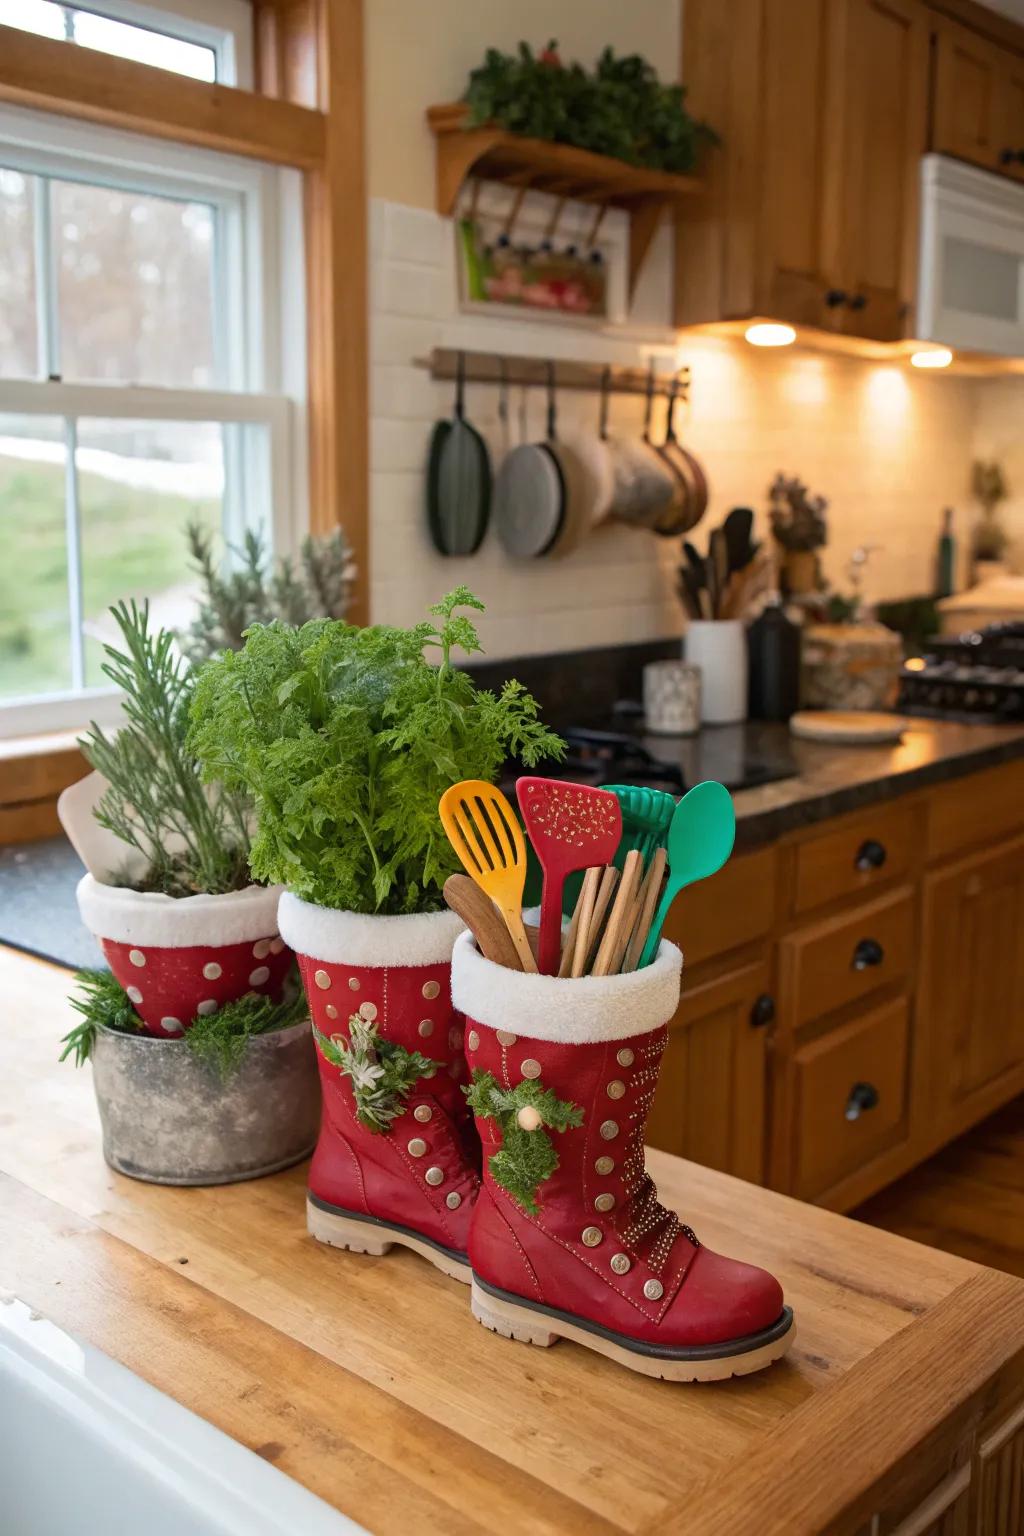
[636, 717, 1024, 850]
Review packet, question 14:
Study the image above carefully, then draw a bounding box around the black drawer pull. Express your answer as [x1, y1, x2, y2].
[847, 293, 867, 311]
[855, 839, 887, 872]
[852, 937, 884, 971]
[845, 1081, 879, 1121]
[750, 993, 775, 1029]
[825, 288, 848, 308]
[1000, 147, 1018, 165]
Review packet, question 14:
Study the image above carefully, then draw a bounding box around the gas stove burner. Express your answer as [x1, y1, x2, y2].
[557, 727, 686, 791]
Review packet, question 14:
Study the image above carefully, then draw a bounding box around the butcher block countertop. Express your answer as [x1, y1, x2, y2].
[4, 945, 1024, 1536]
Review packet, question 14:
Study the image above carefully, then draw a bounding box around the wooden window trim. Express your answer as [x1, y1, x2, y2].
[0, 2, 368, 804]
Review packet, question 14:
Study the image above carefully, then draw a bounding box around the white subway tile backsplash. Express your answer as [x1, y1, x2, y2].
[365, 195, 1020, 661]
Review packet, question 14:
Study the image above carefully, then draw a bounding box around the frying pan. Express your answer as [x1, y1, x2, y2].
[426, 351, 491, 555]
[652, 379, 701, 537]
[494, 363, 567, 558]
[606, 365, 679, 529]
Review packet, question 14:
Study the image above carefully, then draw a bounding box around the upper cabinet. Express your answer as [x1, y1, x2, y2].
[933, 15, 1024, 180]
[676, 0, 1024, 341]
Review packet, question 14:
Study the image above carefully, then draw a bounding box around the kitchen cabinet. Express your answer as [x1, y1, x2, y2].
[922, 834, 1024, 1136]
[676, 0, 928, 340]
[647, 957, 771, 1184]
[933, 14, 1024, 179]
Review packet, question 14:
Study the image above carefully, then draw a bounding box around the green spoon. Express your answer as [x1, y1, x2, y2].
[639, 780, 736, 968]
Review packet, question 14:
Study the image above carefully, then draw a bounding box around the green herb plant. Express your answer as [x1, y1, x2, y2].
[61, 966, 307, 1077]
[463, 41, 718, 175]
[314, 1014, 437, 1133]
[464, 1069, 583, 1215]
[188, 587, 564, 915]
[180, 521, 356, 666]
[82, 601, 252, 897]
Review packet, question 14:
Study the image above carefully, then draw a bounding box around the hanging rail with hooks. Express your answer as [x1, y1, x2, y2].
[416, 348, 690, 401]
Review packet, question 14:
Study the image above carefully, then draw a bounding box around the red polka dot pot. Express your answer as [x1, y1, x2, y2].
[76, 875, 291, 1037]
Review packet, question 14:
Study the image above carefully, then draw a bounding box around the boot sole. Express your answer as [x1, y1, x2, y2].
[307, 1195, 472, 1284]
[471, 1275, 795, 1381]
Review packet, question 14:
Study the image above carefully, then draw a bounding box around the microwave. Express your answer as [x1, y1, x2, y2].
[917, 153, 1024, 357]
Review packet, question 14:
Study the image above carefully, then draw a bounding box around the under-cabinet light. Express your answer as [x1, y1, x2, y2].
[744, 323, 796, 348]
[910, 347, 953, 369]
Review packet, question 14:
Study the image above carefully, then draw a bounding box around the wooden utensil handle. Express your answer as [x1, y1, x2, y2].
[582, 864, 620, 972]
[638, 880, 674, 970]
[591, 852, 642, 977]
[622, 849, 667, 973]
[558, 873, 593, 978]
[571, 867, 602, 978]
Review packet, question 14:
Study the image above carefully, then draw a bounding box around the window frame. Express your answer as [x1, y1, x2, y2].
[2, 0, 254, 87]
[0, 100, 307, 739]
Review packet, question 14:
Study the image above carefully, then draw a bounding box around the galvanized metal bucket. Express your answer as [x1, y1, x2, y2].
[90, 1019, 321, 1186]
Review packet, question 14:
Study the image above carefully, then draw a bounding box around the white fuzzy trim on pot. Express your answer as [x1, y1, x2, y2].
[76, 875, 284, 949]
[450, 929, 683, 1044]
[277, 893, 465, 968]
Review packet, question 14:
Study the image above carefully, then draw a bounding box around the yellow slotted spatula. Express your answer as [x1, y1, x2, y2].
[439, 780, 537, 973]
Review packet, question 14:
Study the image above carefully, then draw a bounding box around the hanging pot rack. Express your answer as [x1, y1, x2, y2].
[416, 348, 689, 401]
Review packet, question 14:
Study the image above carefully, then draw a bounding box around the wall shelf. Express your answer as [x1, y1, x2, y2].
[426, 102, 705, 302]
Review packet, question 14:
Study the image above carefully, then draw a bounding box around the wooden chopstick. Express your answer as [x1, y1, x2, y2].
[590, 851, 642, 978]
[569, 867, 602, 978]
[621, 848, 667, 973]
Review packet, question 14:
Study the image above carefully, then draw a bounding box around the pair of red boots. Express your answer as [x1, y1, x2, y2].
[279, 897, 794, 1382]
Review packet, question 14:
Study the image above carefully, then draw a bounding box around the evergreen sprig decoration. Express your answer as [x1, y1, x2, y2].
[180, 521, 356, 666]
[313, 1015, 437, 1132]
[464, 1069, 583, 1216]
[61, 966, 307, 1077]
[188, 587, 564, 915]
[463, 42, 719, 175]
[81, 600, 252, 897]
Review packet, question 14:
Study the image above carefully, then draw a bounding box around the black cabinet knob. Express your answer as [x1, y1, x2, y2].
[750, 993, 775, 1029]
[855, 839, 887, 872]
[847, 293, 867, 311]
[852, 937, 884, 971]
[845, 1081, 879, 1121]
[1000, 147, 1017, 165]
[825, 288, 848, 308]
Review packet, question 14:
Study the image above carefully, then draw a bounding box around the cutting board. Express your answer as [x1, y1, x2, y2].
[790, 711, 906, 745]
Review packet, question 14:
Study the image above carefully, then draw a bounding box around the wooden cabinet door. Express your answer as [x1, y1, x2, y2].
[922, 836, 1024, 1128]
[646, 958, 771, 1184]
[754, 0, 843, 328]
[995, 52, 1024, 183]
[831, 0, 928, 341]
[933, 18, 1006, 172]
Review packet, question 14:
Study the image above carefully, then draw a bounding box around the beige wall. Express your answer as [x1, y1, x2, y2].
[972, 377, 1024, 571]
[365, 0, 681, 208]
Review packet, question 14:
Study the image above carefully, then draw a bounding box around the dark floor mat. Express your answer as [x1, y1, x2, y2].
[0, 836, 104, 971]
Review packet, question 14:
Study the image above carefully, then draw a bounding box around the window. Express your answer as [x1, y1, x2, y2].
[0, 103, 306, 737]
[0, 0, 253, 87]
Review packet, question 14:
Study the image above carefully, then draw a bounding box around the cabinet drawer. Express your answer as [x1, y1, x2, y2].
[781, 887, 914, 1029]
[661, 845, 776, 968]
[791, 802, 917, 915]
[794, 998, 909, 1199]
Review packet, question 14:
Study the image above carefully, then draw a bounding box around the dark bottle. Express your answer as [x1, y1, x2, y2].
[747, 597, 801, 721]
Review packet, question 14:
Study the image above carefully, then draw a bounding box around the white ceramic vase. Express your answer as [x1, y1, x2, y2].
[684, 620, 748, 725]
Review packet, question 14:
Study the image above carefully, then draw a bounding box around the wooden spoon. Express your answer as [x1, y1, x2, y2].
[443, 875, 521, 971]
[591, 850, 643, 977]
[439, 780, 537, 973]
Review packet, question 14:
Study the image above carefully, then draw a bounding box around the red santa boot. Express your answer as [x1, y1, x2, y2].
[451, 931, 795, 1380]
[278, 896, 479, 1283]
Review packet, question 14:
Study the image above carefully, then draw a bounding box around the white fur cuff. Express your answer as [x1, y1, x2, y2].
[450, 929, 682, 1044]
[77, 875, 283, 949]
[278, 893, 464, 968]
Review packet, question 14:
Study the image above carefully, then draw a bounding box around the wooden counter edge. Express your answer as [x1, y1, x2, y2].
[653, 1266, 1024, 1536]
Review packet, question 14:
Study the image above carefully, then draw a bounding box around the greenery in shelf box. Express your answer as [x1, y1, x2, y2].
[462, 41, 719, 175]
[188, 587, 564, 916]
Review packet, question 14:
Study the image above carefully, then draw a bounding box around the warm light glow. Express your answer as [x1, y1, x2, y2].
[910, 347, 953, 369]
[904, 656, 927, 672]
[744, 323, 796, 348]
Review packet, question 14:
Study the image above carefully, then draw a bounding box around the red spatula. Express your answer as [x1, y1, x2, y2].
[516, 778, 622, 974]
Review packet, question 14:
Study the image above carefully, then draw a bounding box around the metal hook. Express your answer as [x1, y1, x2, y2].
[599, 365, 611, 441]
[546, 360, 557, 441]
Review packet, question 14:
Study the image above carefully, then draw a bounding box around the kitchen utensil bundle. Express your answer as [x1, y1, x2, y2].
[676, 507, 774, 623]
[439, 775, 734, 980]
